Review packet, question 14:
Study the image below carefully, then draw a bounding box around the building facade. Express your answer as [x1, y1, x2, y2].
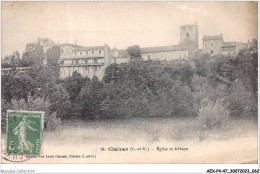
[58, 43, 113, 79]
[202, 34, 224, 56]
[140, 45, 189, 61]
[202, 34, 252, 56]
[54, 22, 254, 79]
[117, 23, 199, 62]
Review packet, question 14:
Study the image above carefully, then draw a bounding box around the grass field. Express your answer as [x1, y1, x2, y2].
[47, 117, 257, 143]
[2, 117, 258, 163]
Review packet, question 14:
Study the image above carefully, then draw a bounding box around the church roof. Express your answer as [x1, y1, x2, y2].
[202, 34, 223, 41]
[72, 46, 105, 52]
[141, 45, 186, 53]
[117, 45, 186, 58]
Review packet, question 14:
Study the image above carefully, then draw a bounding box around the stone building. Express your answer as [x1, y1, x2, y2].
[120, 23, 199, 62]
[58, 43, 113, 79]
[55, 22, 254, 79]
[111, 48, 130, 64]
[202, 34, 224, 56]
[140, 45, 189, 61]
[202, 34, 252, 56]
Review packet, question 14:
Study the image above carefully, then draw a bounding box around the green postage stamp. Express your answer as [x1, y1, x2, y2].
[6, 110, 44, 155]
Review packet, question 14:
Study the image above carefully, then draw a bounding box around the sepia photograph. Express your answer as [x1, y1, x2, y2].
[1, 1, 258, 166]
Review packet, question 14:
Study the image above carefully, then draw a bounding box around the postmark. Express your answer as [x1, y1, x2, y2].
[6, 110, 44, 156]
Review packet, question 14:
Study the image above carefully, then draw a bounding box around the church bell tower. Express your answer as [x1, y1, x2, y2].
[179, 23, 198, 49]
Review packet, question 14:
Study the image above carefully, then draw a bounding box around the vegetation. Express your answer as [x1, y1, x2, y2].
[127, 45, 142, 60]
[1, 39, 258, 135]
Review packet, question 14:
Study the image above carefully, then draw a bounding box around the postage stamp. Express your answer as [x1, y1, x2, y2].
[6, 110, 44, 156]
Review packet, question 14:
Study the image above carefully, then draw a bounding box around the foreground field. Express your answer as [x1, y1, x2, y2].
[2, 117, 258, 163]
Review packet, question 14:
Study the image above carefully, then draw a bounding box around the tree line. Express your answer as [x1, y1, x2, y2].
[1, 39, 258, 131]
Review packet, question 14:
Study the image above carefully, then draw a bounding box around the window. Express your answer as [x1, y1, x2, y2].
[61, 49, 64, 54]
[186, 32, 189, 40]
[80, 52, 82, 55]
[147, 55, 151, 60]
[94, 66, 97, 72]
[204, 43, 207, 48]
[74, 52, 76, 56]
[210, 50, 214, 55]
[210, 42, 214, 47]
[86, 51, 88, 55]
[73, 60, 78, 65]
[99, 50, 101, 54]
[92, 50, 94, 55]
[94, 59, 97, 64]
[85, 60, 88, 64]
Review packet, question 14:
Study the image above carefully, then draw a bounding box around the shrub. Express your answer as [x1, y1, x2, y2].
[9, 96, 61, 131]
[1, 98, 10, 132]
[46, 84, 71, 119]
[46, 112, 62, 132]
[197, 97, 230, 131]
[226, 81, 257, 118]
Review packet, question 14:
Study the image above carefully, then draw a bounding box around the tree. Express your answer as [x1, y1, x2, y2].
[22, 42, 45, 66]
[127, 45, 142, 60]
[46, 46, 61, 79]
[46, 84, 71, 120]
[1, 72, 34, 103]
[80, 76, 105, 119]
[63, 71, 90, 103]
[2, 51, 21, 68]
[235, 48, 257, 101]
[194, 54, 210, 77]
[9, 96, 61, 131]
[102, 60, 197, 118]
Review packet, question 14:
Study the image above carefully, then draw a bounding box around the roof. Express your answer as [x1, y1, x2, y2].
[180, 24, 196, 28]
[202, 35, 223, 41]
[72, 46, 105, 52]
[222, 42, 239, 47]
[59, 43, 75, 46]
[141, 45, 186, 53]
[117, 45, 187, 58]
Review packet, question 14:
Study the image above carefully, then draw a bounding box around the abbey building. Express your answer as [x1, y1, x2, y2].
[56, 23, 199, 79]
[43, 23, 254, 80]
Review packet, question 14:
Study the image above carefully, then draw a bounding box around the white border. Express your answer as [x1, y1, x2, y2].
[1, 0, 259, 173]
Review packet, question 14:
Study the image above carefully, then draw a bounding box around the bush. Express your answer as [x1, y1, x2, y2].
[9, 96, 61, 131]
[226, 81, 257, 118]
[46, 112, 62, 132]
[46, 84, 71, 119]
[197, 97, 230, 130]
[1, 98, 10, 132]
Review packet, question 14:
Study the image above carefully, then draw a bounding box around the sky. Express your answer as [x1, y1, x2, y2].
[1, 1, 258, 58]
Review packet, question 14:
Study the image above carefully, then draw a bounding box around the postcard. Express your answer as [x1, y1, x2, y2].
[1, 1, 258, 165]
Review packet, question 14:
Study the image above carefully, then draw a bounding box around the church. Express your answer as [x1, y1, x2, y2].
[53, 22, 254, 80]
[57, 23, 199, 79]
